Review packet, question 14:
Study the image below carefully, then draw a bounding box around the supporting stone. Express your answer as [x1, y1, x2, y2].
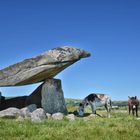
[41, 78, 67, 114]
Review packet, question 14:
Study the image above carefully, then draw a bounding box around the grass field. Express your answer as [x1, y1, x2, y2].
[0, 110, 140, 140]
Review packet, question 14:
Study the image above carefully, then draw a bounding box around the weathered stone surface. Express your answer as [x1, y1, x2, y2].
[0, 46, 90, 86]
[41, 79, 67, 114]
[66, 114, 76, 121]
[31, 108, 46, 123]
[20, 104, 37, 118]
[52, 112, 64, 120]
[0, 107, 21, 118]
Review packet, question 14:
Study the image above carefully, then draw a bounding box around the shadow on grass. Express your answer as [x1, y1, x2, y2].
[68, 111, 103, 118]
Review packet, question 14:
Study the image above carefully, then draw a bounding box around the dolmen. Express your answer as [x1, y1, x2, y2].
[0, 46, 90, 116]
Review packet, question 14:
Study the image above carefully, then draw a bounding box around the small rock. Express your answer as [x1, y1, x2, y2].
[16, 116, 25, 122]
[31, 108, 46, 123]
[26, 104, 37, 112]
[52, 112, 64, 120]
[66, 114, 75, 121]
[46, 113, 51, 119]
[20, 104, 37, 118]
[0, 107, 20, 118]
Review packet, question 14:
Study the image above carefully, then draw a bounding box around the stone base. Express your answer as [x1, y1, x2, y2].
[41, 79, 67, 114]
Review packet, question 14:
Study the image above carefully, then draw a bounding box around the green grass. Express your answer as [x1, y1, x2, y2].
[0, 111, 140, 140]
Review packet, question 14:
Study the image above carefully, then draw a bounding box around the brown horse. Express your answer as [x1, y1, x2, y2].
[128, 96, 139, 117]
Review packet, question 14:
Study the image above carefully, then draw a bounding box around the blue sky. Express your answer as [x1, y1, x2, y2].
[0, 0, 140, 101]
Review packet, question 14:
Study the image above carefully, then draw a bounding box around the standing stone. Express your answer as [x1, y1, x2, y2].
[41, 78, 67, 114]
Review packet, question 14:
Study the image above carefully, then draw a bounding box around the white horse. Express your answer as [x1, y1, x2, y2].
[78, 93, 112, 118]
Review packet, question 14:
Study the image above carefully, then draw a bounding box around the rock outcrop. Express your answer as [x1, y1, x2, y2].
[0, 46, 90, 86]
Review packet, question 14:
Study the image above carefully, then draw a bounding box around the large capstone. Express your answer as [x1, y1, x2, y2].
[0, 46, 90, 86]
[41, 78, 67, 114]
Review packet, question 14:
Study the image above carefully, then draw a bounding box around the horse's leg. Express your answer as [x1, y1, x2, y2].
[90, 102, 96, 114]
[136, 106, 138, 117]
[129, 106, 131, 115]
[105, 103, 111, 118]
[132, 108, 135, 116]
[105, 98, 111, 118]
[108, 106, 111, 118]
